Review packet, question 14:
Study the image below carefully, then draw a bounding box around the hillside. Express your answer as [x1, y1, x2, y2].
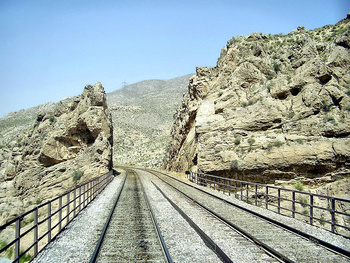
[0, 83, 113, 225]
[107, 74, 193, 167]
[164, 15, 350, 184]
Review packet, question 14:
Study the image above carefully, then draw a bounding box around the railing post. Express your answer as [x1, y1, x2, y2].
[15, 218, 20, 263]
[82, 185, 85, 208]
[59, 196, 62, 232]
[79, 186, 81, 212]
[246, 184, 249, 202]
[277, 188, 281, 214]
[240, 183, 243, 201]
[265, 186, 269, 209]
[89, 182, 92, 202]
[73, 189, 76, 217]
[292, 191, 296, 218]
[34, 208, 38, 256]
[228, 179, 231, 196]
[67, 193, 70, 225]
[310, 194, 314, 225]
[255, 185, 258, 206]
[234, 181, 237, 198]
[331, 198, 336, 233]
[48, 202, 51, 242]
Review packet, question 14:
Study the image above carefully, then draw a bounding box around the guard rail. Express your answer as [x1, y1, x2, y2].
[187, 171, 350, 238]
[0, 170, 113, 263]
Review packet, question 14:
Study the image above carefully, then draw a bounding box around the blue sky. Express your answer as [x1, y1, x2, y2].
[0, 0, 348, 117]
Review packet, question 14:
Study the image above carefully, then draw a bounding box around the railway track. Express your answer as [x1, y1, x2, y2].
[90, 169, 171, 263]
[141, 169, 350, 263]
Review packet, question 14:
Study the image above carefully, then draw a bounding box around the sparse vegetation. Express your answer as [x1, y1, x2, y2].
[294, 180, 305, 191]
[287, 111, 295, 119]
[302, 209, 309, 216]
[20, 217, 34, 228]
[231, 160, 238, 170]
[270, 140, 283, 148]
[234, 138, 241, 145]
[273, 61, 281, 72]
[298, 196, 309, 207]
[248, 138, 255, 145]
[0, 240, 14, 259]
[49, 116, 55, 124]
[72, 170, 84, 183]
[19, 249, 32, 263]
[322, 99, 331, 112]
[267, 75, 275, 80]
[0, 240, 7, 250]
[324, 114, 335, 123]
[345, 88, 350, 97]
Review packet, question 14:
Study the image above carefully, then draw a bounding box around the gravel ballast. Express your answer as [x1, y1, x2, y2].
[31, 173, 125, 263]
[30, 168, 350, 262]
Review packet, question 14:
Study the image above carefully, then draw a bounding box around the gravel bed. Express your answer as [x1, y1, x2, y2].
[147, 172, 277, 263]
[177, 175, 350, 252]
[137, 169, 221, 263]
[97, 171, 164, 263]
[155, 171, 350, 260]
[31, 173, 126, 263]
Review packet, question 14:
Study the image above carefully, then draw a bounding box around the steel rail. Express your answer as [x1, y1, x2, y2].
[151, 181, 233, 263]
[89, 168, 172, 263]
[150, 172, 290, 263]
[133, 169, 173, 263]
[145, 168, 350, 260]
[89, 173, 127, 263]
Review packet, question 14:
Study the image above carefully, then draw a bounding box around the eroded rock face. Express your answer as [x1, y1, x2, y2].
[0, 82, 113, 225]
[164, 16, 350, 183]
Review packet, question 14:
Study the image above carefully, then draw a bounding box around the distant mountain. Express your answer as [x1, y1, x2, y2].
[0, 73, 193, 169]
[107, 74, 193, 167]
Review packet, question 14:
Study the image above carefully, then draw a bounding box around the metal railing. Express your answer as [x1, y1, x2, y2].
[0, 170, 114, 263]
[187, 171, 350, 238]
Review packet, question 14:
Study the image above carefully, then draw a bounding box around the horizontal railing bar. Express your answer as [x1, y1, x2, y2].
[0, 170, 113, 263]
[20, 225, 36, 238]
[0, 238, 16, 254]
[191, 171, 350, 238]
[197, 173, 350, 202]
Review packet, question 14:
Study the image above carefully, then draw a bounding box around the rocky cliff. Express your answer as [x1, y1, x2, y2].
[0, 82, 113, 224]
[164, 15, 350, 183]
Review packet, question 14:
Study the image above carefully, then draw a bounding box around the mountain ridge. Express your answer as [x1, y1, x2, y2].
[107, 74, 193, 167]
